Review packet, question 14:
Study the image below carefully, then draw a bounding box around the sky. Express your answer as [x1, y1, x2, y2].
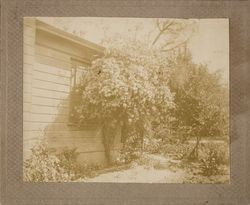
[38, 17, 229, 84]
[188, 19, 229, 83]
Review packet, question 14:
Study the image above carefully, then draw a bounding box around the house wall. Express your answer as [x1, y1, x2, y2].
[23, 18, 122, 165]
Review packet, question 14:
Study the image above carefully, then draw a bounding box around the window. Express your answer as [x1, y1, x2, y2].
[68, 59, 89, 125]
[70, 65, 87, 88]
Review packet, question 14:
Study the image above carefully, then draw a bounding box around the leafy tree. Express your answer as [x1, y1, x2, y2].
[168, 53, 229, 160]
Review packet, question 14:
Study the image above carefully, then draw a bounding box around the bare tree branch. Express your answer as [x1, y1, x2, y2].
[152, 19, 197, 50]
[161, 41, 186, 52]
[152, 20, 176, 46]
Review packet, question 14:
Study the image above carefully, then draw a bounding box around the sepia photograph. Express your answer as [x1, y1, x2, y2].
[23, 17, 229, 183]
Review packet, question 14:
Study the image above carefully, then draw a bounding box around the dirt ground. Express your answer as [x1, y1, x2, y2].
[85, 165, 186, 183]
[84, 154, 188, 183]
[82, 153, 229, 183]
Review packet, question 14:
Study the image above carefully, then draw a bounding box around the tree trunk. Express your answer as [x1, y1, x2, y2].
[102, 120, 117, 166]
[140, 128, 144, 155]
[188, 136, 200, 161]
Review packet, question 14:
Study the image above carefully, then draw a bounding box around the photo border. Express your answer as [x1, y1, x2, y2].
[1, 0, 250, 204]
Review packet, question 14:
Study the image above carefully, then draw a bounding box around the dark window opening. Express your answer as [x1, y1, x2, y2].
[68, 59, 89, 126]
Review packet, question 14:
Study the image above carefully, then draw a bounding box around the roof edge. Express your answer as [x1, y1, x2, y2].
[35, 19, 105, 54]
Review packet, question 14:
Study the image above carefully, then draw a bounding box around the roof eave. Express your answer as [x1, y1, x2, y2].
[35, 19, 105, 54]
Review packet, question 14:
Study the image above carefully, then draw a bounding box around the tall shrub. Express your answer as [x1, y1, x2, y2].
[71, 40, 175, 162]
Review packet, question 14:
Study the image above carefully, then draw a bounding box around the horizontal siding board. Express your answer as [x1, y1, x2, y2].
[23, 138, 42, 146]
[28, 113, 68, 123]
[33, 70, 70, 85]
[34, 62, 71, 77]
[47, 141, 105, 153]
[49, 129, 103, 138]
[24, 131, 102, 142]
[24, 112, 68, 122]
[24, 122, 71, 131]
[23, 121, 100, 132]
[32, 79, 70, 92]
[47, 137, 104, 147]
[23, 130, 45, 141]
[32, 87, 69, 99]
[31, 105, 68, 116]
[33, 69, 71, 81]
[23, 137, 103, 145]
[31, 96, 69, 108]
[47, 137, 103, 144]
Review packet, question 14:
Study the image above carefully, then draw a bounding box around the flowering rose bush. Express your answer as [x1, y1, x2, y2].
[74, 50, 174, 124]
[70, 40, 175, 161]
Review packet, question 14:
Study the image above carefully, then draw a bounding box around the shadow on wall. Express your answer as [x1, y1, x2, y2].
[42, 95, 122, 166]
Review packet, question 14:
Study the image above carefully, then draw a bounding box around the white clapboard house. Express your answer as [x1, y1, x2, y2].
[23, 18, 122, 165]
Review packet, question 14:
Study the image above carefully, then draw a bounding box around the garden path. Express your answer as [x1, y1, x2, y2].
[85, 154, 187, 183]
